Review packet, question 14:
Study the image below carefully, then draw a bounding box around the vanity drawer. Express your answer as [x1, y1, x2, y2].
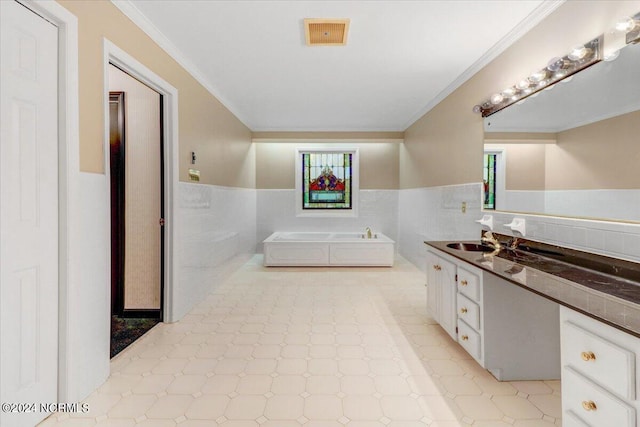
[457, 293, 480, 331]
[457, 320, 481, 361]
[563, 320, 635, 400]
[457, 267, 480, 301]
[563, 366, 636, 427]
[563, 410, 591, 427]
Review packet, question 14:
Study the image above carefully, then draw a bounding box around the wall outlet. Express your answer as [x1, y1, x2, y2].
[461, 201, 467, 213]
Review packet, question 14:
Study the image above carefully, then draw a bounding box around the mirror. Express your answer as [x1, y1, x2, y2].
[482, 42, 640, 223]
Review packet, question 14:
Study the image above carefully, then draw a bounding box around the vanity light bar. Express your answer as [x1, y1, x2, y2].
[474, 35, 603, 118]
[626, 12, 640, 44]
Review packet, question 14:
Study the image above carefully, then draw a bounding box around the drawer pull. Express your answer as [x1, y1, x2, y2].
[433, 264, 442, 271]
[460, 307, 468, 314]
[581, 400, 597, 411]
[581, 351, 596, 362]
[461, 335, 469, 341]
[460, 280, 468, 286]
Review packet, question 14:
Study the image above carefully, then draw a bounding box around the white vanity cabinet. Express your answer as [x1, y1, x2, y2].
[561, 307, 640, 427]
[425, 250, 457, 340]
[426, 246, 561, 381]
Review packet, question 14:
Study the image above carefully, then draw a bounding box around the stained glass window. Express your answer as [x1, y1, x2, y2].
[483, 153, 497, 210]
[302, 152, 352, 210]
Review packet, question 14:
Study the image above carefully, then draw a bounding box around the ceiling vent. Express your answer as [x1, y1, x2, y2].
[304, 19, 350, 46]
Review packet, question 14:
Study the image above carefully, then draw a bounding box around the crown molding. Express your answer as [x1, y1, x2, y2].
[402, 0, 565, 130]
[110, 0, 254, 129]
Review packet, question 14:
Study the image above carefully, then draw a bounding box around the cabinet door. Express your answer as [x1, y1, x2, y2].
[438, 257, 457, 340]
[425, 251, 440, 319]
[425, 251, 457, 340]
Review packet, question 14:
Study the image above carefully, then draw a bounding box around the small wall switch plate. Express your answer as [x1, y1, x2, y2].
[461, 201, 467, 213]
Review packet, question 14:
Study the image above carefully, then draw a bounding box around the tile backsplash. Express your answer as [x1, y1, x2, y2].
[398, 182, 640, 270]
[489, 210, 640, 263]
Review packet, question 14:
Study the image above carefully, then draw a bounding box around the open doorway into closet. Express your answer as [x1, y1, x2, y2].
[108, 64, 164, 357]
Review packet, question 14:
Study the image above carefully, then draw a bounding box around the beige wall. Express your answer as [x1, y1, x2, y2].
[57, 0, 254, 187]
[255, 141, 400, 190]
[401, 1, 638, 189]
[546, 110, 640, 190]
[504, 144, 547, 191]
[485, 110, 639, 191]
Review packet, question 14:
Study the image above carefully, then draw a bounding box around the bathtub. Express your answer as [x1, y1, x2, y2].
[263, 231, 395, 267]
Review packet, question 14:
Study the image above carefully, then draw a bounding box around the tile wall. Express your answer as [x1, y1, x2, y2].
[256, 190, 399, 252]
[505, 189, 640, 223]
[398, 184, 483, 271]
[177, 182, 257, 320]
[397, 183, 640, 269]
[488, 211, 640, 263]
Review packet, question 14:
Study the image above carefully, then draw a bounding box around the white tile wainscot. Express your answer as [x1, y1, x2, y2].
[177, 182, 256, 320]
[256, 189, 398, 253]
[398, 183, 483, 271]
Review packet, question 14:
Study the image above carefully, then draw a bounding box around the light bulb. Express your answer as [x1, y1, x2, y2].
[516, 79, 530, 90]
[546, 57, 564, 72]
[537, 80, 548, 88]
[554, 69, 568, 79]
[529, 70, 547, 83]
[472, 105, 482, 114]
[568, 46, 587, 61]
[616, 17, 636, 32]
[490, 93, 504, 105]
[502, 87, 516, 97]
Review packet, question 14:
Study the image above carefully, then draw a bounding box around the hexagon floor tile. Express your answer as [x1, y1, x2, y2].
[38, 255, 561, 426]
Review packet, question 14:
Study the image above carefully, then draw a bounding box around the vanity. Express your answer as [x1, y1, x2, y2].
[453, 17, 640, 426]
[425, 236, 640, 427]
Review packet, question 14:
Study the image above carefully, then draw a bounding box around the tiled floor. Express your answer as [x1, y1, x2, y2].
[40, 255, 561, 427]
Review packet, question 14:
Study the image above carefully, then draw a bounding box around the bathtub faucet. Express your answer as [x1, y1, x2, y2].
[365, 227, 372, 239]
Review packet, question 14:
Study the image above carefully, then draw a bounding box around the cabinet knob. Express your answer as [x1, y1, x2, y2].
[581, 351, 596, 362]
[581, 400, 597, 411]
[433, 265, 441, 271]
[461, 335, 469, 341]
[460, 280, 468, 286]
[460, 307, 468, 314]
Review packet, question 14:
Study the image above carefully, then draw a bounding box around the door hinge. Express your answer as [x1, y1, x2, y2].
[159, 218, 166, 226]
[455, 274, 458, 282]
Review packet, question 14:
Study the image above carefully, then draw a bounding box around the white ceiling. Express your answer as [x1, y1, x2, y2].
[121, 0, 553, 132]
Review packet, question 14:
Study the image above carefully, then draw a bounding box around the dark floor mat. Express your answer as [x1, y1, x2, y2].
[111, 316, 159, 358]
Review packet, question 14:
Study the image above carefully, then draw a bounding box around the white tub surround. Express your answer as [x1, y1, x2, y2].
[256, 189, 398, 252]
[263, 231, 395, 266]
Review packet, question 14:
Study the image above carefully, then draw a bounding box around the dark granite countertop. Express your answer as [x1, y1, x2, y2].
[424, 238, 640, 338]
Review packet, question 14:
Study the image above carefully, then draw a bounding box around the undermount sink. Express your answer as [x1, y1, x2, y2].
[446, 242, 494, 253]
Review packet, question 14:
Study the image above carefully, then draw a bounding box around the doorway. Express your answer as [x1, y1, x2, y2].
[108, 65, 163, 357]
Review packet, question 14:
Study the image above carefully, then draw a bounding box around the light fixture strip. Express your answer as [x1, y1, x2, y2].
[476, 35, 603, 118]
[626, 11, 640, 44]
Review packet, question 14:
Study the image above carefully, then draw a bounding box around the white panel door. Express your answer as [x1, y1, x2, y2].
[1, 1, 59, 426]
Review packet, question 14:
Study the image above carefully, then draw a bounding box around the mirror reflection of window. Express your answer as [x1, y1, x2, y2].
[483, 153, 497, 210]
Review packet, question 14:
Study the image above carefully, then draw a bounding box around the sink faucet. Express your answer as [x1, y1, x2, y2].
[508, 237, 522, 250]
[365, 227, 372, 239]
[481, 231, 502, 250]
